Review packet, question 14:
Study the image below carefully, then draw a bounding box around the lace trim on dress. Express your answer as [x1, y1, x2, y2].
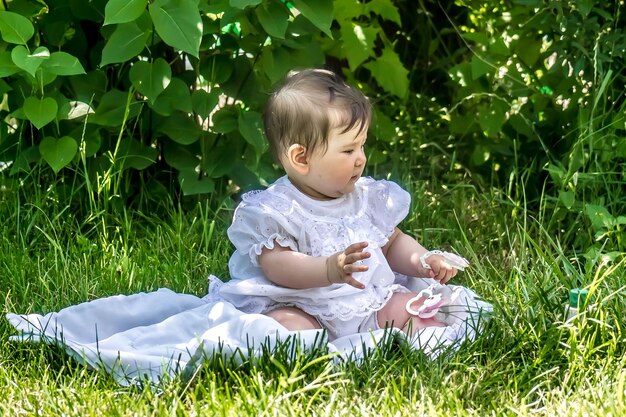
[228, 284, 410, 322]
[295, 284, 411, 321]
[248, 233, 298, 267]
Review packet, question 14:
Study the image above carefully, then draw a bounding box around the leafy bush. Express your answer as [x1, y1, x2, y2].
[0, 0, 622, 257]
[392, 0, 626, 256]
[0, 0, 410, 211]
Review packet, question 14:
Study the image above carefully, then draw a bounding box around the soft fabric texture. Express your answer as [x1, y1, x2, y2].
[6, 176, 494, 385]
[223, 176, 422, 339]
[6, 277, 492, 386]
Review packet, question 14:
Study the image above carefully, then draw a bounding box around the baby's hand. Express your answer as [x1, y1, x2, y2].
[424, 254, 458, 284]
[326, 242, 369, 289]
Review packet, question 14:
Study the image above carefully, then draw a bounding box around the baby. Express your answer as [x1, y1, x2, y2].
[216, 69, 471, 340]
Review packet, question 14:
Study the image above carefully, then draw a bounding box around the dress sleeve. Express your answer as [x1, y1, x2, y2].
[227, 194, 299, 267]
[368, 179, 411, 238]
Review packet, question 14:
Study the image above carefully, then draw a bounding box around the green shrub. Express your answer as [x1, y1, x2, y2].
[0, 0, 622, 257]
[395, 0, 626, 256]
[0, 0, 410, 211]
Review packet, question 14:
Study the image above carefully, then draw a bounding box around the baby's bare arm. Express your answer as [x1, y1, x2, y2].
[383, 228, 458, 283]
[383, 228, 429, 276]
[259, 243, 369, 289]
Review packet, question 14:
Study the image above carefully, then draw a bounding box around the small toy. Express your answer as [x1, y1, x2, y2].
[405, 284, 463, 319]
[419, 250, 470, 271]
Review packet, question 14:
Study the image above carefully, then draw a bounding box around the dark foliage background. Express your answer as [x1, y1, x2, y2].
[0, 0, 624, 256]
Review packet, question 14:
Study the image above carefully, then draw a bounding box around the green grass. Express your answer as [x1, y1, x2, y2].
[1, 179, 625, 416]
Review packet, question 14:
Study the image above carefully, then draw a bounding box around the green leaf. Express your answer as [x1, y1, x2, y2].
[157, 112, 202, 145]
[11, 45, 50, 78]
[489, 37, 509, 56]
[0, 51, 19, 77]
[104, 0, 148, 25]
[478, 102, 507, 138]
[10, 146, 40, 175]
[371, 109, 396, 142]
[91, 89, 140, 127]
[470, 54, 492, 80]
[364, 0, 401, 25]
[36, 70, 58, 88]
[163, 141, 199, 171]
[129, 58, 172, 104]
[152, 78, 193, 116]
[544, 163, 565, 186]
[449, 113, 476, 134]
[585, 204, 615, 231]
[471, 145, 490, 166]
[515, 37, 542, 67]
[191, 89, 219, 120]
[149, 0, 203, 58]
[200, 54, 234, 84]
[513, 0, 542, 4]
[100, 21, 151, 66]
[559, 191, 575, 210]
[23, 96, 58, 129]
[203, 139, 236, 178]
[228, 160, 261, 191]
[508, 114, 534, 138]
[567, 142, 586, 177]
[238, 111, 267, 154]
[291, 0, 333, 37]
[116, 138, 158, 170]
[576, 0, 593, 16]
[8, 0, 47, 18]
[69, 70, 108, 104]
[229, 0, 262, 8]
[41, 8, 74, 47]
[461, 32, 489, 45]
[69, 0, 108, 22]
[448, 62, 472, 87]
[259, 46, 289, 84]
[0, 78, 10, 97]
[340, 23, 378, 71]
[42, 51, 86, 76]
[178, 169, 215, 195]
[256, 2, 289, 39]
[220, 56, 264, 105]
[363, 47, 408, 99]
[0, 11, 35, 44]
[70, 125, 102, 157]
[39, 136, 78, 173]
[211, 105, 239, 133]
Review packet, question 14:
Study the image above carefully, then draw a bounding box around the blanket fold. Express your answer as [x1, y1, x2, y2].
[6, 277, 492, 385]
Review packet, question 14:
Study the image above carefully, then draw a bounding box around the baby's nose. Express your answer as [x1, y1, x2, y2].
[355, 148, 366, 166]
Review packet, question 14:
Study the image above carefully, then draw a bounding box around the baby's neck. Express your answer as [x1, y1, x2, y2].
[286, 176, 335, 201]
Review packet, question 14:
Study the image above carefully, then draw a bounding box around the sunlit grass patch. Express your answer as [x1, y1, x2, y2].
[1, 175, 625, 416]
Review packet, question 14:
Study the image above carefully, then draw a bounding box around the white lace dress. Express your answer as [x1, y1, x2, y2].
[211, 175, 416, 339]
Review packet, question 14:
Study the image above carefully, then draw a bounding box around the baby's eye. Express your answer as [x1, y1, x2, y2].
[343, 149, 354, 154]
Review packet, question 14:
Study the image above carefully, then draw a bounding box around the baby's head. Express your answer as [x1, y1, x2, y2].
[264, 69, 371, 165]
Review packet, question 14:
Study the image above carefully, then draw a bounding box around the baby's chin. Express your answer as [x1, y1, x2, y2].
[338, 183, 357, 195]
[313, 182, 357, 200]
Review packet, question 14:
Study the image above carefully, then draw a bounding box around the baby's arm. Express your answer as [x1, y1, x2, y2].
[259, 242, 369, 289]
[383, 228, 458, 283]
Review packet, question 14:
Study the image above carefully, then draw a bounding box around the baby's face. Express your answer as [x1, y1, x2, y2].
[299, 124, 368, 200]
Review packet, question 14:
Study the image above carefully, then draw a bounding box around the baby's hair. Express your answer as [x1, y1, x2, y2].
[263, 68, 372, 163]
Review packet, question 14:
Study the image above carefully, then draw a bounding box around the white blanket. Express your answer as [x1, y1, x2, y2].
[6, 276, 492, 386]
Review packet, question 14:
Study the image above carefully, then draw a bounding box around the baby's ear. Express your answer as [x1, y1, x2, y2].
[285, 144, 309, 174]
